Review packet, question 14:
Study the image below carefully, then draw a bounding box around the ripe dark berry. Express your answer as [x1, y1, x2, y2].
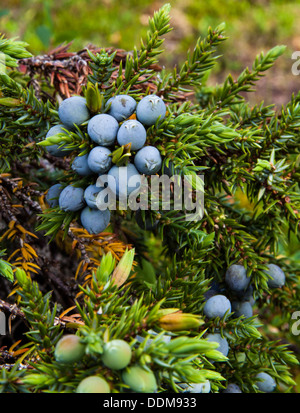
[255, 372, 276, 392]
[84, 184, 105, 209]
[136, 94, 166, 126]
[223, 383, 242, 393]
[232, 301, 253, 318]
[87, 114, 119, 146]
[45, 184, 63, 208]
[58, 96, 90, 128]
[225, 264, 250, 293]
[117, 119, 147, 151]
[134, 146, 162, 175]
[236, 284, 255, 305]
[87, 146, 112, 174]
[45, 124, 72, 157]
[180, 380, 211, 393]
[206, 333, 229, 357]
[72, 154, 93, 176]
[80, 207, 110, 234]
[58, 185, 85, 212]
[203, 294, 231, 319]
[107, 163, 141, 198]
[204, 281, 223, 301]
[106, 94, 137, 121]
[264, 263, 286, 288]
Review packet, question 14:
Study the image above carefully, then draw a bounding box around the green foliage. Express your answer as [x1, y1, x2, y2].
[3, 260, 227, 393]
[0, 69, 56, 172]
[0, 3, 299, 394]
[156, 22, 227, 99]
[209, 45, 287, 109]
[0, 33, 32, 68]
[0, 250, 14, 282]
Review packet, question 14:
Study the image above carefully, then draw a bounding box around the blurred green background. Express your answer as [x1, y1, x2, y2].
[1, 0, 300, 106]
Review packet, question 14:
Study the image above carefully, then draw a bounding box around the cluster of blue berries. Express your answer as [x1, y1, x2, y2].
[204, 263, 286, 321]
[45, 94, 166, 234]
[200, 262, 286, 393]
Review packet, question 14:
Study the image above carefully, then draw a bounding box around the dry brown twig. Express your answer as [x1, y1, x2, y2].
[19, 43, 162, 100]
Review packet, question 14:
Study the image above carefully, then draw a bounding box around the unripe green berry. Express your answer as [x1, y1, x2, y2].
[54, 334, 85, 363]
[102, 339, 132, 370]
[76, 376, 110, 393]
[122, 365, 157, 393]
[54, 334, 85, 364]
